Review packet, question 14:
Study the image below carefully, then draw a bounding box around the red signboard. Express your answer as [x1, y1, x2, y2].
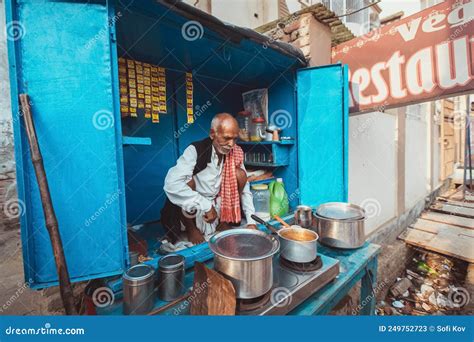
[332, 0, 474, 113]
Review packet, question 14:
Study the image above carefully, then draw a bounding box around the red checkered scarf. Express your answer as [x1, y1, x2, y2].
[219, 145, 244, 223]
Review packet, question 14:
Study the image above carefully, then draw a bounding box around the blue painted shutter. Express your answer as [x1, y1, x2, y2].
[6, 0, 127, 288]
[297, 64, 349, 207]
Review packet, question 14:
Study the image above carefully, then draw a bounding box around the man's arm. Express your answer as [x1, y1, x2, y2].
[239, 163, 256, 226]
[164, 145, 212, 213]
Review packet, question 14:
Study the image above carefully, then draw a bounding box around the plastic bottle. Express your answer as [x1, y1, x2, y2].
[269, 178, 289, 218]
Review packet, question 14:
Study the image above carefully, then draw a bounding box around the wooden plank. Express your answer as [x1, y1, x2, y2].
[410, 219, 474, 238]
[399, 225, 474, 263]
[444, 147, 455, 164]
[421, 211, 473, 229]
[436, 198, 474, 208]
[444, 124, 454, 136]
[438, 187, 460, 199]
[430, 202, 474, 218]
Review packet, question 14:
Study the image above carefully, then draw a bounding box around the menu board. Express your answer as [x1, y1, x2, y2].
[118, 57, 167, 123]
[186, 72, 194, 124]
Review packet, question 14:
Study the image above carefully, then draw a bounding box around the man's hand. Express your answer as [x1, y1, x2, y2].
[203, 206, 218, 223]
[246, 224, 257, 229]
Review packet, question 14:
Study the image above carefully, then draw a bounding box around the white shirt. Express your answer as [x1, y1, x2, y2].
[164, 144, 256, 235]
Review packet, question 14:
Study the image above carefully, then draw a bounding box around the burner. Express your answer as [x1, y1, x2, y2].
[280, 256, 323, 272]
[236, 291, 271, 312]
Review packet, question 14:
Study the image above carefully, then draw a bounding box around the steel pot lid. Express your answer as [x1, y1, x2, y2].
[209, 228, 279, 261]
[123, 264, 155, 282]
[158, 254, 185, 270]
[316, 202, 365, 220]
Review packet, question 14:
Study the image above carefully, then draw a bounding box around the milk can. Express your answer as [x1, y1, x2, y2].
[123, 264, 156, 315]
[157, 254, 185, 301]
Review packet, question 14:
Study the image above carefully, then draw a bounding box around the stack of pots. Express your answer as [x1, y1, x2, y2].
[314, 202, 366, 249]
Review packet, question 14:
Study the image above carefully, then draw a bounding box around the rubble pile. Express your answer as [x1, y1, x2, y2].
[377, 250, 470, 315]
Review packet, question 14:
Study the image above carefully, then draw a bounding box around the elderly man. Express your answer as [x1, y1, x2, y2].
[161, 113, 257, 244]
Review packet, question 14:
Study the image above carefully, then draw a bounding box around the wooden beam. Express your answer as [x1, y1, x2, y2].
[396, 107, 406, 216]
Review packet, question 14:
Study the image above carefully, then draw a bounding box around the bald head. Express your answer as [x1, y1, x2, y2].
[211, 113, 238, 131]
[210, 113, 239, 155]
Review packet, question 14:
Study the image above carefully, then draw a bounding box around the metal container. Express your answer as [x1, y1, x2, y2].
[129, 251, 139, 266]
[123, 264, 156, 315]
[278, 225, 318, 263]
[294, 205, 313, 228]
[157, 254, 185, 301]
[209, 229, 279, 299]
[315, 202, 366, 249]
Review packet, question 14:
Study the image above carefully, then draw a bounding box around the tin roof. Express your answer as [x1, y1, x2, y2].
[254, 3, 355, 47]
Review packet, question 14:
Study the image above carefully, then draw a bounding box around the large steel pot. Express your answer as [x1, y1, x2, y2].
[315, 202, 366, 249]
[209, 229, 279, 299]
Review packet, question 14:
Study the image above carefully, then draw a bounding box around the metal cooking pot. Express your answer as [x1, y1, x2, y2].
[278, 226, 318, 263]
[251, 215, 318, 263]
[315, 202, 366, 249]
[208, 228, 279, 299]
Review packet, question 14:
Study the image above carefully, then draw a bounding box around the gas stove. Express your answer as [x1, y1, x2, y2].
[236, 253, 340, 315]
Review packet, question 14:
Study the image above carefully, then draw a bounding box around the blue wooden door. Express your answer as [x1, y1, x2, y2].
[297, 64, 349, 207]
[6, 1, 128, 288]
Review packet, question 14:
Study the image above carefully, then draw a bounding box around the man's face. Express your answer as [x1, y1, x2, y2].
[210, 120, 239, 155]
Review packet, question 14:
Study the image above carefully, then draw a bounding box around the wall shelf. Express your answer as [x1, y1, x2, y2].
[238, 140, 295, 146]
[245, 162, 286, 168]
[122, 136, 152, 146]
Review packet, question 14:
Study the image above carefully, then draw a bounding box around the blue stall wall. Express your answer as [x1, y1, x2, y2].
[297, 65, 348, 207]
[121, 71, 178, 225]
[6, 0, 127, 288]
[175, 75, 251, 155]
[267, 72, 299, 208]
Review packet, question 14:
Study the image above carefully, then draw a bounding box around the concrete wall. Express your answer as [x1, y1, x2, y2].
[405, 104, 430, 209]
[348, 112, 397, 235]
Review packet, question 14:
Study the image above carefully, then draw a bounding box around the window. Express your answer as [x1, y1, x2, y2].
[322, 0, 373, 35]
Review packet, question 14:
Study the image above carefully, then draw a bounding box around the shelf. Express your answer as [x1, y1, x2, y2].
[244, 162, 287, 167]
[238, 140, 295, 146]
[249, 177, 276, 186]
[122, 136, 152, 146]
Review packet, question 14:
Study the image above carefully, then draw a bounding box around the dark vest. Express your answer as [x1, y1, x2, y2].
[160, 137, 215, 242]
[191, 137, 214, 175]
